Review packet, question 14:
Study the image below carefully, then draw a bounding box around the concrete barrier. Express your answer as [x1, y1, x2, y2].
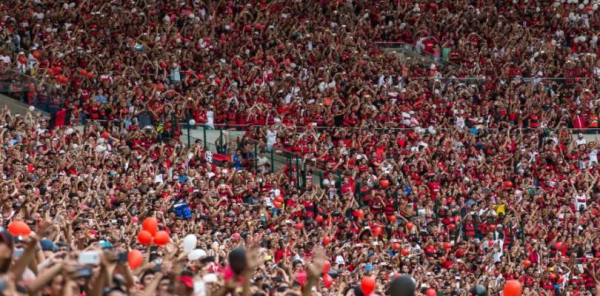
[0, 94, 50, 119]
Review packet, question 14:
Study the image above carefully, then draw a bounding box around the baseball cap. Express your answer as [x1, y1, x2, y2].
[40, 239, 58, 252]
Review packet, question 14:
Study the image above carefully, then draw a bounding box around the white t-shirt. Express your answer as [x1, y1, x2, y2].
[456, 116, 465, 129]
[0, 55, 10, 64]
[206, 111, 214, 127]
[575, 194, 587, 210]
[589, 150, 598, 163]
[266, 130, 277, 146]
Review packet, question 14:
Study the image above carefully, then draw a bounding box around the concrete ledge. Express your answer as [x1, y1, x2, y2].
[0, 94, 50, 119]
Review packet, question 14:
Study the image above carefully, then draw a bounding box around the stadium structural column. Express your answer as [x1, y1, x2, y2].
[434, 201, 439, 225]
[521, 223, 525, 245]
[295, 155, 300, 189]
[187, 125, 190, 147]
[318, 171, 323, 187]
[474, 214, 480, 240]
[302, 161, 307, 189]
[270, 150, 274, 173]
[254, 143, 258, 171]
[287, 154, 292, 179]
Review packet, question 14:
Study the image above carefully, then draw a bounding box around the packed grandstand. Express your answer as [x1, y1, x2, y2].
[0, 0, 599, 295]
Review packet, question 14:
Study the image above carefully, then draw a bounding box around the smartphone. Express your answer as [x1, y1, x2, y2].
[75, 267, 94, 279]
[78, 251, 100, 265]
[13, 248, 24, 259]
[117, 252, 129, 264]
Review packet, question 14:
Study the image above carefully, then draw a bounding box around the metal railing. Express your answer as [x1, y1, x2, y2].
[0, 70, 66, 113]
[178, 122, 600, 193]
[375, 41, 461, 70]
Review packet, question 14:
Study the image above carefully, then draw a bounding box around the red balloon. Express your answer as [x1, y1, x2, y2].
[392, 243, 401, 250]
[273, 201, 282, 209]
[153, 231, 170, 246]
[128, 250, 143, 269]
[401, 249, 410, 256]
[448, 224, 456, 231]
[372, 226, 382, 236]
[232, 233, 241, 241]
[406, 222, 414, 230]
[142, 218, 158, 235]
[32, 51, 40, 59]
[323, 274, 333, 288]
[361, 277, 376, 295]
[389, 216, 397, 223]
[443, 242, 452, 249]
[57, 75, 69, 84]
[131, 216, 139, 223]
[504, 180, 513, 188]
[8, 221, 31, 236]
[323, 236, 331, 246]
[323, 260, 331, 274]
[296, 222, 304, 230]
[18, 56, 27, 64]
[159, 61, 167, 69]
[275, 196, 284, 203]
[138, 230, 153, 245]
[357, 210, 365, 219]
[503, 280, 522, 296]
[549, 273, 557, 280]
[379, 179, 390, 188]
[316, 215, 324, 223]
[101, 131, 109, 139]
[426, 289, 437, 296]
[554, 242, 563, 250]
[489, 224, 496, 231]
[522, 260, 532, 268]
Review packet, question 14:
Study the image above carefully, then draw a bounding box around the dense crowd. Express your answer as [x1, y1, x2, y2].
[0, 0, 599, 296]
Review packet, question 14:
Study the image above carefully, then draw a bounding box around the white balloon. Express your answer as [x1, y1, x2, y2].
[95, 145, 106, 153]
[579, 4, 585, 9]
[188, 249, 207, 261]
[28, 106, 35, 112]
[66, 128, 74, 135]
[182, 234, 197, 253]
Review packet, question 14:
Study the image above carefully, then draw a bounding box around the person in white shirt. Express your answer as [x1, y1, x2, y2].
[589, 149, 598, 165]
[205, 107, 214, 129]
[575, 133, 586, 146]
[266, 128, 277, 151]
